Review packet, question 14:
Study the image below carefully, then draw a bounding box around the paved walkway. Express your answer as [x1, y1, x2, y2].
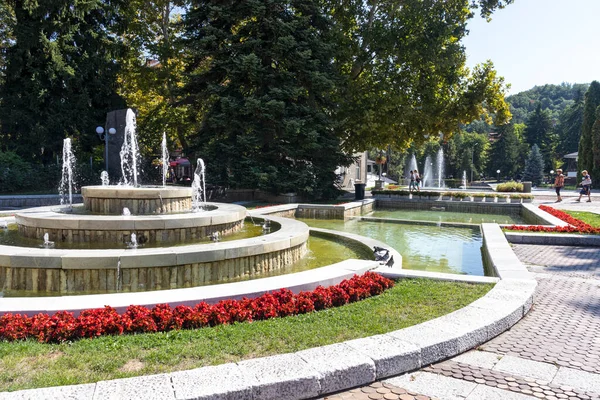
[324, 213, 600, 399]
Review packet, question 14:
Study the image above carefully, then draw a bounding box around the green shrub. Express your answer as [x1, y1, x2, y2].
[472, 192, 486, 197]
[0, 151, 62, 194]
[496, 181, 523, 192]
[451, 191, 469, 198]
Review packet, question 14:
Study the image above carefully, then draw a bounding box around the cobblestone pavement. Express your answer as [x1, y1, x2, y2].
[322, 381, 438, 400]
[328, 243, 600, 399]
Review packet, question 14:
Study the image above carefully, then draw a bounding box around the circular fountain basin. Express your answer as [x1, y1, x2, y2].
[16, 202, 247, 244]
[82, 185, 193, 215]
[0, 215, 309, 294]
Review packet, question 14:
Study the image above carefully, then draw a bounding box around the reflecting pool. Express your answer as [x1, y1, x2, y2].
[299, 218, 487, 276]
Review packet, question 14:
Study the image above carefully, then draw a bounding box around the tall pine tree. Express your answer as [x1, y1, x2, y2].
[556, 88, 584, 157]
[578, 81, 600, 178]
[524, 103, 554, 172]
[523, 144, 545, 186]
[0, 0, 125, 162]
[488, 123, 523, 179]
[183, 0, 353, 199]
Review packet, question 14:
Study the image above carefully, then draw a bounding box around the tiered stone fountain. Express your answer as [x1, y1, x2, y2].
[0, 110, 309, 295]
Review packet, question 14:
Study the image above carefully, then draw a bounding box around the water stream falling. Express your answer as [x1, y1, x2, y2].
[191, 158, 206, 212]
[122, 207, 131, 216]
[462, 171, 468, 190]
[116, 258, 122, 292]
[0, 220, 7, 229]
[42, 233, 55, 248]
[120, 109, 141, 187]
[100, 171, 109, 186]
[422, 155, 433, 188]
[161, 132, 169, 187]
[128, 233, 138, 249]
[435, 148, 445, 188]
[59, 138, 76, 209]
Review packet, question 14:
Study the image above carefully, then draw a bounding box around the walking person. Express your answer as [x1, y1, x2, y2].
[409, 170, 415, 192]
[414, 170, 421, 192]
[554, 169, 565, 202]
[576, 170, 592, 202]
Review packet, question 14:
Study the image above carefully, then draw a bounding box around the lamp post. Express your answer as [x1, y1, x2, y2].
[550, 170, 554, 185]
[496, 169, 500, 183]
[96, 126, 116, 172]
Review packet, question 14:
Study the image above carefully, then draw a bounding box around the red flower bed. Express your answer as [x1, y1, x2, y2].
[504, 205, 600, 234]
[0, 272, 394, 343]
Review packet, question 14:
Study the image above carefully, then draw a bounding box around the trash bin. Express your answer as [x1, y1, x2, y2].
[522, 181, 532, 193]
[354, 182, 366, 200]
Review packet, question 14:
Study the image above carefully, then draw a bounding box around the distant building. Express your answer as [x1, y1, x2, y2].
[563, 152, 578, 183]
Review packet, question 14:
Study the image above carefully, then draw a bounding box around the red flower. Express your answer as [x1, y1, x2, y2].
[504, 205, 600, 234]
[0, 273, 395, 343]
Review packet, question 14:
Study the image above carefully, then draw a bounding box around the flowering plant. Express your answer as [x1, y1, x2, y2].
[504, 205, 600, 234]
[0, 272, 394, 343]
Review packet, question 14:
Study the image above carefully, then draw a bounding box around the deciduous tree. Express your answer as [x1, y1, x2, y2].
[326, 0, 512, 153]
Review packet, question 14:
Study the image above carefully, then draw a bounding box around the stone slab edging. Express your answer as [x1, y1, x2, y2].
[505, 231, 600, 246]
[14, 202, 247, 232]
[0, 223, 537, 400]
[0, 214, 308, 272]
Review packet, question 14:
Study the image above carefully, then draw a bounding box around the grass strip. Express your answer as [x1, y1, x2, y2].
[0, 279, 492, 392]
[562, 210, 600, 229]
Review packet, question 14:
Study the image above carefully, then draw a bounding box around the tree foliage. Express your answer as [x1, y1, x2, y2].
[578, 81, 600, 178]
[117, 1, 192, 154]
[327, 0, 512, 153]
[0, 1, 15, 84]
[523, 144, 544, 185]
[524, 103, 555, 172]
[555, 89, 584, 157]
[487, 123, 525, 179]
[506, 83, 590, 125]
[183, 0, 354, 199]
[0, 0, 126, 163]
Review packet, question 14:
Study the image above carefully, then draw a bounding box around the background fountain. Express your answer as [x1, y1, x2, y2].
[419, 149, 446, 189]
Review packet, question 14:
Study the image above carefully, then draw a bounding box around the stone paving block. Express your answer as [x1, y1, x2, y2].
[467, 297, 524, 338]
[170, 363, 253, 400]
[492, 354, 558, 382]
[93, 374, 175, 400]
[386, 322, 460, 366]
[0, 384, 96, 400]
[237, 353, 320, 400]
[552, 366, 600, 394]
[385, 371, 476, 400]
[452, 350, 502, 370]
[345, 334, 421, 379]
[465, 384, 538, 399]
[295, 342, 376, 395]
[437, 306, 496, 351]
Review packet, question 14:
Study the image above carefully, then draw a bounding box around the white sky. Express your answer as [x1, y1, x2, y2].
[462, 0, 600, 94]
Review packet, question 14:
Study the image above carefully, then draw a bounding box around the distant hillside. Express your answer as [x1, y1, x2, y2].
[506, 82, 589, 124]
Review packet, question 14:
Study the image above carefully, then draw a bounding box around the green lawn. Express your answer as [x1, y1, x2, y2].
[0, 279, 492, 392]
[562, 210, 600, 228]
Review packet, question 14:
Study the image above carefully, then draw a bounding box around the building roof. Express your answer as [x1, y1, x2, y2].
[563, 152, 578, 159]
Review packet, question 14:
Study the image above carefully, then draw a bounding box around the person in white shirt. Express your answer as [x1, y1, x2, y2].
[576, 170, 592, 202]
